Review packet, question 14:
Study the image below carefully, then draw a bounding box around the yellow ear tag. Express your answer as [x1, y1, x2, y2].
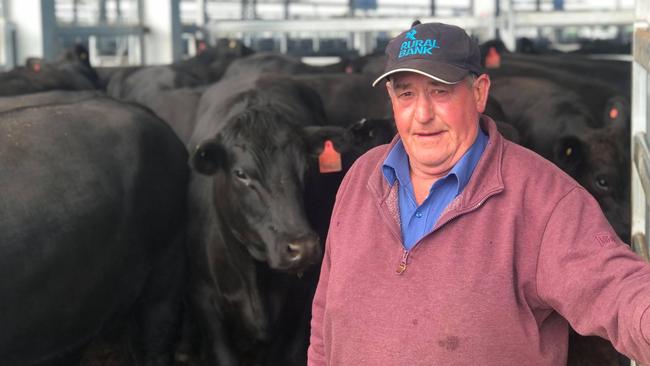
[319, 140, 342, 173]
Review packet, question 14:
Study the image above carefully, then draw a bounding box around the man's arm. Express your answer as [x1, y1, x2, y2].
[537, 187, 650, 363]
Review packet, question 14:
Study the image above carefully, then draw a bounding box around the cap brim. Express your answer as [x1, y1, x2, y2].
[371, 59, 470, 87]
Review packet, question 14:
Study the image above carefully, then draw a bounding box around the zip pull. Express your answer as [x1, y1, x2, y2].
[396, 250, 410, 274]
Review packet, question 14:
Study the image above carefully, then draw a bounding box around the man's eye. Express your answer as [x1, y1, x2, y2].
[399, 92, 413, 98]
[433, 89, 448, 95]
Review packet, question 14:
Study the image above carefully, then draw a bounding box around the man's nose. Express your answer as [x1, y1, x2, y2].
[414, 95, 434, 123]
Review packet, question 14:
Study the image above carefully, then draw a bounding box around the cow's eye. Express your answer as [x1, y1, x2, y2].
[595, 176, 610, 192]
[233, 169, 249, 182]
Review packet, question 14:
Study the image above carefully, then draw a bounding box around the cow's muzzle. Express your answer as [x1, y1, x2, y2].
[273, 232, 322, 271]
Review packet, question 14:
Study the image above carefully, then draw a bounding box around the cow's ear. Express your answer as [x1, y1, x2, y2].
[190, 138, 227, 175]
[302, 126, 353, 157]
[347, 117, 396, 147]
[553, 135, 584, 172]
[296, 83, 328, 125]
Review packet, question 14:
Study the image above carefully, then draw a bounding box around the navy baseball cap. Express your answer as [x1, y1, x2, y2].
[372, 21, 483, 87]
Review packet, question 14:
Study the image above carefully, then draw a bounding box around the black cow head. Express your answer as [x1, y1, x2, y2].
[347, 117, 396, 152]
[191, 111, 351, 272]
[54, 44, 100, 88]
[553, 126, 630, 242]
[56, 44, 93, 73]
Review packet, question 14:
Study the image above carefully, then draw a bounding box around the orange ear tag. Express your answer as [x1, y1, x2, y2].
[485, 47, 501, 69]
[318, 140, 342, 173]
[609, 107, 619, 120]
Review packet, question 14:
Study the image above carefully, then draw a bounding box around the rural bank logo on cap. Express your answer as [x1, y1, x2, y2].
[372, 21, 483, 87]
[398, 28, 440, 58]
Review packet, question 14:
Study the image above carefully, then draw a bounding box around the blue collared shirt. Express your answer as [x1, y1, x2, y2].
[382, 128, 488, 250]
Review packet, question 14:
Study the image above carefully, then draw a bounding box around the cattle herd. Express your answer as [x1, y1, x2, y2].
[0, 36, 631, 366]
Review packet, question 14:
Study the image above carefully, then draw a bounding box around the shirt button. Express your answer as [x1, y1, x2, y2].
[415, 212, 423, 218]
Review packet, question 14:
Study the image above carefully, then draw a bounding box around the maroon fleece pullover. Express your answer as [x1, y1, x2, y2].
[308, 117, 650, 365]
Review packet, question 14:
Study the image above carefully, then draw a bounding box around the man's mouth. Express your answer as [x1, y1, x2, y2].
[415, 130, 445, 138]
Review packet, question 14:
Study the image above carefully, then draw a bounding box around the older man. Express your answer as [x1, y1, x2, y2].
[308, 21, 650, 365]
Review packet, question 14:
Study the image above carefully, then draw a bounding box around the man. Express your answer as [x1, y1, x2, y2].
[308, 21, 650, 365]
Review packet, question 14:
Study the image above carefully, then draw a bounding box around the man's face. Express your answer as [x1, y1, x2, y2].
[386, 72, 490, 179]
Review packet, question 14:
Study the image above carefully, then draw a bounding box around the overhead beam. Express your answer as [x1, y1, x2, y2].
[57, 25, 146, 37]
[512, 10, 633, 27]
[206, 16, 485, 34]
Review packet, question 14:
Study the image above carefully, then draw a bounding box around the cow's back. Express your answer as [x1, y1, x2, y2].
[0, 97, 188, 365]
[0, 90, 104, 112]
[292, 73, 392, 126]
[191, 74, 325, 149]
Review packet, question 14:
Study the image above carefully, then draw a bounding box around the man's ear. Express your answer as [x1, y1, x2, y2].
[473, 73, 491, 113]
[385, 80, 394, 98]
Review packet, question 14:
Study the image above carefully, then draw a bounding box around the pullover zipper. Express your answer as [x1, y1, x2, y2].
[394, 190, 499, 275]
[396, 249, 410, 274]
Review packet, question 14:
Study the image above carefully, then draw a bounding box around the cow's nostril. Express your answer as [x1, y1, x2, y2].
[287, 243, 302, 261]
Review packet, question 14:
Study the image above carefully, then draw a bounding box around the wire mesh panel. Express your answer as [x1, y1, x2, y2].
[53, 0, 145, 66]
[511, 0, 634, 12]
[180, 0, 473, 22]
[55, 0, 141, 25]
[180, 0, 479, 58]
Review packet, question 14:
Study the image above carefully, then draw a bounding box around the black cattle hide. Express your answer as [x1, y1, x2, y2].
[490, 76, 629, 241]
[289, 73, 392, 127]
[221, 52, 349, 81]
[0, 44, 100, 96]
[0, 94, 188, 366]
[185, 74, 358, 366]
[106, 39, 253, 104]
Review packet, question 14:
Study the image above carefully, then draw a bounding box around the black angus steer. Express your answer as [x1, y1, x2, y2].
[0, 94, 188, 366]
[484, 51, 630, 126]
[140, 87, 205, 144]
[289, 73, 392, 127]
[186, 74, 352, 365]
[0, 90, 104, 111]
[221, 52, 349, 80]
[287, 73, 516, 141]
[490, 76, 630, 242]
[106, 39, 253, 103]
[0, 44, 100, 96]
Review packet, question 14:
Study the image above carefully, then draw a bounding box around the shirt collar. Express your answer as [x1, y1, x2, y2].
[382, 139, 410, 190]
[382, 127, 488, 195]
[449, 128, 488, 193]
